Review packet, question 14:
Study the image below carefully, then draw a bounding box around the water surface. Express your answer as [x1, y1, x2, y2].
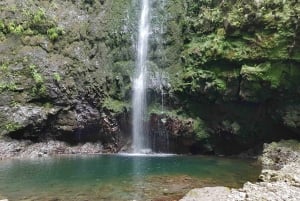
[0, 155, 260, 201]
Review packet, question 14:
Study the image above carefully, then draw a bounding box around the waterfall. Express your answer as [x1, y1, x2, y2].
[132, 0, 150, 153]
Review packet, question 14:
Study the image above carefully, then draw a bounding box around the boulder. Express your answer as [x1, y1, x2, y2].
[181, 140, 300, 201]
[180, 187, 230, 201]
[228, 140, 300, 201]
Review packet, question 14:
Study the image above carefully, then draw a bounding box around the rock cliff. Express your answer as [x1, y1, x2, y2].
[0, 0, 133, 151]
[0, 0, 299, 154]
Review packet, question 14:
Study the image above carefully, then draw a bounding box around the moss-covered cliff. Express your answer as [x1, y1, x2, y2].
[0, 0, 299, 154]
[158, 0, 300, 154]
[0, 0, 135, 151]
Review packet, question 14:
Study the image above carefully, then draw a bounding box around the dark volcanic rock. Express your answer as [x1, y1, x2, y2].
[149, 113, 195, 153]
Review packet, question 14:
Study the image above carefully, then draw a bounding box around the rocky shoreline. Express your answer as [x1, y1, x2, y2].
[181, 140, 300, 201]
[0, 139, 104, 159]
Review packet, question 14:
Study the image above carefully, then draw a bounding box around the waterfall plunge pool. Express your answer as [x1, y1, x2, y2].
[0, 155, 260, 201]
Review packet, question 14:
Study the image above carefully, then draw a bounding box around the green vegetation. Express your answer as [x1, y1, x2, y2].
[8, 22, 24, 34]
[0, 63, 17, 93]
[32, 8, 46, 25]
[185, 0, 298, 62]
[0, 20, 6, 40]
[4, 122, 21, 132]
[148, 103, 182, 118]
[0, 63, 8, 72]
[0, 7, 63, 41]
[10, 100, 20, 107]
[174, 0, 300, 104]
[30, 65, 43, 84]
[0, 0, 298, 154]
[103, 98, 129, 114]
[47, 27, 64, 41]
[148, 104, 209, 141]
[0, 20, 4, 30]
[241, 63, 282, 89]
[173, 67, 227, 98]
[0, 82, 17, 92]
[193, 118, 209, 140]
[29, 65, 46, 96]
[53, 72, 61, 82]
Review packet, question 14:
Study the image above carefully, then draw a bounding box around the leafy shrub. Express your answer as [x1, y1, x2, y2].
[47, 27, 64, 41]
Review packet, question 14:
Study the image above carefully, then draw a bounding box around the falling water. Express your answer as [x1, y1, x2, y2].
[132, 0, 150, 153]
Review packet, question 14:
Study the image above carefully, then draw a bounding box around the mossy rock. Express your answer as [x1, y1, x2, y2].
[102, 98, 129, 114]
[240, 62, 300, 102]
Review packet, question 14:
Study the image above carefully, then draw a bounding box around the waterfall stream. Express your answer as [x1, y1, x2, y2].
[132, 0, 150, 153]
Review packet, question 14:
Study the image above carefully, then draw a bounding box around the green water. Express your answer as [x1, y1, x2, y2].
[0, 155, 260, 201]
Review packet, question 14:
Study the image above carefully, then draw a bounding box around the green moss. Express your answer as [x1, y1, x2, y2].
[0, 20, 5, 38]
[29, 65, 46, 96]
[7, 22, 16, 33]
[182, 0, 298, 67]
[30, 65, 43, 84]
[0, 20, 4, 30]
[172, 67, 228, 99]
[4, 122, 21, 132]
[241, 62, 281, 89]
[0, 7, 63, 41]
[47, 27, 64, 41]
[103, 98, 129, 114]
[13, 25, 24, 34]
[193, 118, 209, 140]
[182, 18, 295, 99]
[148, 103, 182, 118]
[184, 31, 278, 66]
[149, 105, 210, 141]
[214, 78, 226, 91]
[32, 8, 46, 25]
[238, 62, 300, 102]
[33, 72, 43, 84]
[10, 100, 20, 107]
[0, 82, 17, 92]
[0, 63, 8, 72]
[53, 72, 61, 82]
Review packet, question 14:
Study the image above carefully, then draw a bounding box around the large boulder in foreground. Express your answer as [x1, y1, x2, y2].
[229, 140, 300, 201]
[180, 187, 230, 201]
[181, 140, 300, 201]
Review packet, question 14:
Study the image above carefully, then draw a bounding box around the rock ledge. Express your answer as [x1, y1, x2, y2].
[0, 139, 103, 159]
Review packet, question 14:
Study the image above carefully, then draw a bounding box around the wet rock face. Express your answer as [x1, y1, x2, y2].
[0, 0, 299, 154]
[0, 0, 132, 149]
[149, 114, 195, 153]
[0, 105, 60, 139]
[154, 0, 300, 154]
